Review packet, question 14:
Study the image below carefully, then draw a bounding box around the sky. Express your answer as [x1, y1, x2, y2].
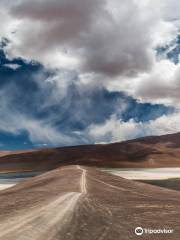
[0, 0, 180, 149]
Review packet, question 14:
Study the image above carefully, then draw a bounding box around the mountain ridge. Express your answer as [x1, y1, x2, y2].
[0, 132, 180, 172]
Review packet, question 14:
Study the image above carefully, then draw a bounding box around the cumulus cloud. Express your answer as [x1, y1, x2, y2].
[3, 0, 104, 70]
[0, 51, 172, 147]
[1, 0, 175, 77]
[107, 58, 180, 107]
[132, 61, 180, 106]
[0, 80, 75, 145]
[87, 112, 180, 143]
[1, 0, 179, 108]
[0, 0, 180, 147]
[0, 9, 16, 40]
[156, 0, 180, 20]
[0, 112, 72, 145]
[3, 63, 21, 70]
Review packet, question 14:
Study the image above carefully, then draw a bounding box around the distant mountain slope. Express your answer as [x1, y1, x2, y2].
[1, 132, 180, 172]
[0, 166, 179, 240]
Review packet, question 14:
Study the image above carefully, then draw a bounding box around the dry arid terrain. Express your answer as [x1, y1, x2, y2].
[1, 132, 180, 173]
[0, 165, 180, 240]
[1, 133, 180, 239]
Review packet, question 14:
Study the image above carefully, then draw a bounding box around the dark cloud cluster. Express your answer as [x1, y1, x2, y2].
[2, 0, 158, 77]
[0, 51, 172, 148]
[0, 0, 180, 148]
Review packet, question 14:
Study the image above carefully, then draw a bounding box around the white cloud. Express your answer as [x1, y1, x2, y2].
[87, 115, 141, 143]
[0, 0, 180, 96]
[1, 0, 180, 145]
[1, 0, 176, 77]
[3, 63, 21, 70]
[0, 111, 76, 145]
[108, 59, 180, 107]
[157, 0, 180, 20]
[0, 0, 178, 109]
[0, 87, 76, 145]
[87, 112, 180, 143]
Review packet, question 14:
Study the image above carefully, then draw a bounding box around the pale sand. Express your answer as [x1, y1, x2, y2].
[0, 192, 81, 240]
[0, 166, 89, 240]
[77, 165, 87, 193]
[0, 166, 180, 239]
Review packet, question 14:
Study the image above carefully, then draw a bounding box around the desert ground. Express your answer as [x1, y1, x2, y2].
[0, 165, 179, 239]
[0, 133, 180, 239]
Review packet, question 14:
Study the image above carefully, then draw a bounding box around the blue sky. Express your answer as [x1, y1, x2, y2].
[0, 50, 174, 149]
[0, 0, 180, 149]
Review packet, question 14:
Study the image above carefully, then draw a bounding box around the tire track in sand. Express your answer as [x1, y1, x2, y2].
[0, 192, 81, 240]
[77, 166, 87, 194]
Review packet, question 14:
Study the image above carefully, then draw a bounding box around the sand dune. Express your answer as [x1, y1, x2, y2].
[0, 166, 179, 239]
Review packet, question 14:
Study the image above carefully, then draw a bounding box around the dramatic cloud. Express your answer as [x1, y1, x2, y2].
[0, 52, 172, 148]
[156, 0, 180, 20]
[87, 112, 180, 143]
[0, 0, 180, 148]
[107, 59, 180, 106]
[1, 0, 179, 106]
[1, 0, 175, 76]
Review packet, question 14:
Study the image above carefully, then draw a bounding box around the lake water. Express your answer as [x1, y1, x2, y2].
[1, 168, 180, 191]
[104, 168, 180, 180]
[0, 172, 43, 190]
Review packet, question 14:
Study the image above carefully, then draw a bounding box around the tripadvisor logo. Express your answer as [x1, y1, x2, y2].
[135, 227, 174, 236]
[135, 227, 143, 236]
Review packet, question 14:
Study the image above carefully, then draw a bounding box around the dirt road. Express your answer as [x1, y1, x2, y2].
[77, 165, 87, 194]
[0, 166, 179, 240]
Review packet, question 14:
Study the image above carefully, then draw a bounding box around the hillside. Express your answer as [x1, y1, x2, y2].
[0, 132, 180, 172]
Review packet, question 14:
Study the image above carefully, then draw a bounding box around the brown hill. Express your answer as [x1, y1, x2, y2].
[0, 165, 179, 240]
[1, 132, 180, 173]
